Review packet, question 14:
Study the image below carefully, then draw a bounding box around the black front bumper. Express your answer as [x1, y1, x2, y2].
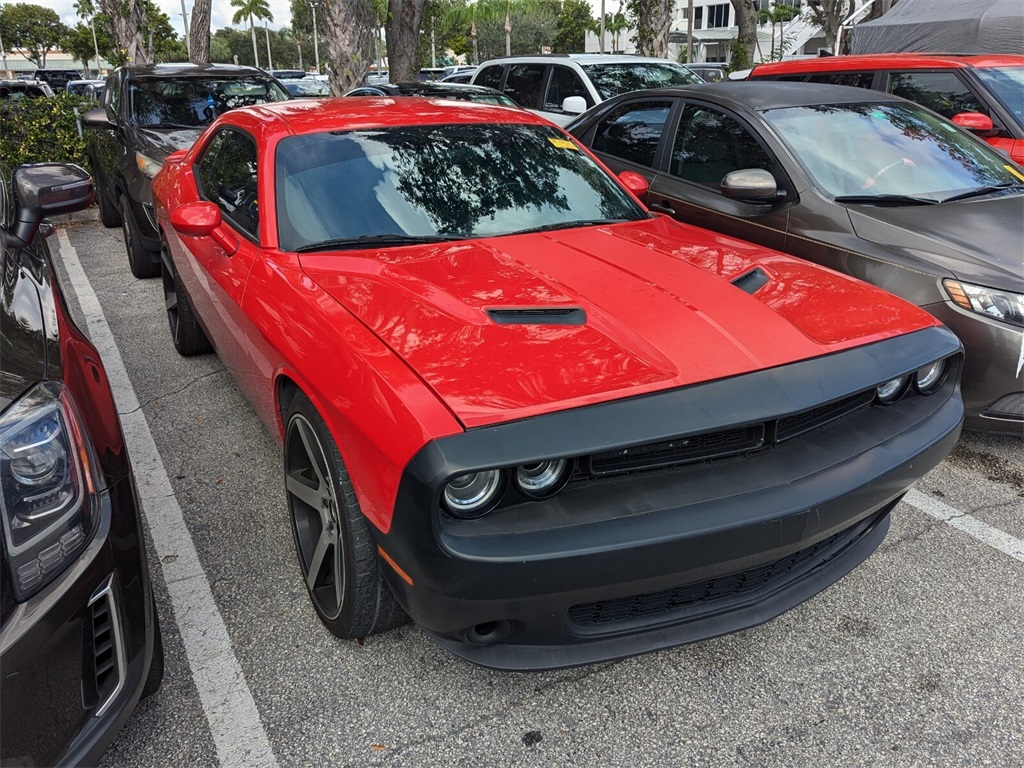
[376, 327, 964, 670]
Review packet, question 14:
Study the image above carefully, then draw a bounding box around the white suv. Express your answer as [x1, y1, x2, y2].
[471, 54, 703, 125]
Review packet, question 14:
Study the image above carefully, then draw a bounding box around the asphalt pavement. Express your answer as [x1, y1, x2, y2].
[49, 219, 1024, 768]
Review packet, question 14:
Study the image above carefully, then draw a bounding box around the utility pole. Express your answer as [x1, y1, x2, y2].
[265, 22, 273, 70]
[297, 41, 303, 70]
[91, 16, 101, 75]
[600, 0, 606, 53]
[180, 0, 190, 58]
[311, 2, 320, 73]
[0, 27, 8, 79]
[686, 0, 694, 64]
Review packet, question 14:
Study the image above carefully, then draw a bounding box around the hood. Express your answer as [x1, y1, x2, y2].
[300, 217, 937, 427]
[848, 193, 1024, 292]
[135, 126, 204, 162]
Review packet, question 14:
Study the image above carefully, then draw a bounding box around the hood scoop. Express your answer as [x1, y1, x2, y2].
[731, 267, 769, 295]
[487, 307, 587, 326]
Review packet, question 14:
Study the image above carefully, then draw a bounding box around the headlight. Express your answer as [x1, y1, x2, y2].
[915, 358, 948, 394]
[876, 374, 910, 404]
[514, 459, 570, 499]
[442, 470, 504, 518]
[944, 279, 1024, 327]
[1, 382, 100, 600]
[136, 152, 164, 180]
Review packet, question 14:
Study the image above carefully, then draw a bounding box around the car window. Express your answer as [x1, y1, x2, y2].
[196, 129, 260, 240]
[591, 100, 673, 169]
[503, 64, 546, 108]
[580, 62, 702, 100]
[104, 73, 119, 119]
[888, 71, 987, 119]
[670, 104, 774, 187]
[544, 66, 593, 112]
[974, 65, 1024, 130]
[807, 72, 875, 88]
[474, 65, 504, 90]
[128, 77, 289, 128]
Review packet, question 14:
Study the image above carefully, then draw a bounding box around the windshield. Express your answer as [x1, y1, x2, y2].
[761, 101, 1024, 201]
[974, 66, 1024, 131]
[129, 77, 289, 127]
[275, 123, 646, 252]
[581, 62, 703, 100]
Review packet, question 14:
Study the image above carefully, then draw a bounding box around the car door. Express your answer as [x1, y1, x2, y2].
[501, 63, 549, 119]
[183, 127, 264, 390]
[88, 71, 128, 203]
[647, 100, 791, 252]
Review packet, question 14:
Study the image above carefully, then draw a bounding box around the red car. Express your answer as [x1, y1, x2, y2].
[151, 98, 963, 670]
[748, 54, 1024, 164]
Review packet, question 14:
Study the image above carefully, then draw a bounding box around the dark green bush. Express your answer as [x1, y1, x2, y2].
[0, 92, 92, 172]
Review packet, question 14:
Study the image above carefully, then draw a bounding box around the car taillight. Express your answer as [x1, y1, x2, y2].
[1, 382, 100, 600]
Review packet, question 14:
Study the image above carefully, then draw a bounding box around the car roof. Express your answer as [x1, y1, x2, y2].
[752, 53, 1024, 76]
[230, 96, 549, 136]
[480, 54, 682, 65]
[122, 62, 270, 79]
[614, 81, 909, 111]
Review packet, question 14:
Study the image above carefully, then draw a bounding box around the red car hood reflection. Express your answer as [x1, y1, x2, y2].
[299, 217, 936, 427]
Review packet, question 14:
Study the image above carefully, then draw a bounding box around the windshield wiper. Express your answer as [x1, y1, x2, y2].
[939, 183, 1021, 203]
[833, 194, 939, 206]
[294, 234, 461, 253]
[513, 218, 631, 236]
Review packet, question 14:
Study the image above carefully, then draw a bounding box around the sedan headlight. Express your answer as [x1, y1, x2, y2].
[1, 382, 100, 600]
[136, 152, 164, 180]
[943, 279, 1024, 327]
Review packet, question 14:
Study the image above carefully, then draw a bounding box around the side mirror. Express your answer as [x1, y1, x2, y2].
[951, 111, 997, 137]
[80, 107, 115, 129]
[171, 201, 238, 255]
[5, 163, 94, 249]
[618, 171, 650, 197]
[720, 168, 779, 201]
[561, 96, 588, 115]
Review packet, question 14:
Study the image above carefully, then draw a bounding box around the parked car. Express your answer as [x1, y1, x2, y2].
[33, 68, 83, 90]
[0, 79, 52, 99]
[471, 53, 704, 125]
[67, 78, 107, 102]
[441, 69, 477, 84]
[284, 78, 331, 98]
[151, 97, 962, 670]
[748, 54, 1024, 164]
[269, 69, 307, 80]
[687, 63, 728, 83]
[566, 82, 1023, 431]
[343, 81, 521, 107]
[0, 162, 163, 764]
[81, 62, 290, 279]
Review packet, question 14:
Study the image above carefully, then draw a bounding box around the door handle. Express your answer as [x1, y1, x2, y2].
[649, 201, 676, 215]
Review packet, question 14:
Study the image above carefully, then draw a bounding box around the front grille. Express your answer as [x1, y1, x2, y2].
[776, 390, 875, 441]
[569, 525, 851, 629]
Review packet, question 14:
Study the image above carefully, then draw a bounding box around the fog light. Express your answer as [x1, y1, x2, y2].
[514, 459, 570, 499]
[442, 470, 503, 518]
[876, 375, 909, 404]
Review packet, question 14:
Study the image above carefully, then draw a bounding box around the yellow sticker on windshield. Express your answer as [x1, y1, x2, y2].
[1005, 165, 1024, 182]
[549, 137, 578, 150]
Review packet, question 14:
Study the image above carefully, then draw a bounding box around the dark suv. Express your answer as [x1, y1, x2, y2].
[33, 69, 83, 90]
[82, 63, 290, 278]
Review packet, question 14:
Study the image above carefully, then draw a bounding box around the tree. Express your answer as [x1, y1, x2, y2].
[591, 8, 628, 52]
[625, 0, 672, 57]
[475, 5, 557, 60]
[66, 22, 102, 75]
[385, 0, 427, 82]
[804, 0, 854, 52]
[0, 3, 70, 68]
[190, 0, 212, 62]
[554, 0, 594, 53]
[319, 0, 379, 91]
[730, 0, 758, 69]
[757, 2, 798, 61]
[231, 0, 272, 69]
[91, 0, 153, 65]
[443, 1, 488, 66]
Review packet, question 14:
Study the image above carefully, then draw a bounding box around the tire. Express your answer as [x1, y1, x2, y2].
[161, 239, 212, 356]
[141, 602, 164, 699]
[97, 188, 121, 228]
[120, 195, 160, 278]
[284, 393, 406, 639]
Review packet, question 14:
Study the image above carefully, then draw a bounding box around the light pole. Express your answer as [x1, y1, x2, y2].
[180, 0, 190, 58]
[310, 2, 320, 74]
[0, 27, 7, 79]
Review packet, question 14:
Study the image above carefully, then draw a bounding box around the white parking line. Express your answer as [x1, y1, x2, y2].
[904, 488, 1024, 563]
[56, 231, 277, 768]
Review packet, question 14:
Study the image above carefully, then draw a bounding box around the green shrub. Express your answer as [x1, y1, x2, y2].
[0, 92, 92, 173]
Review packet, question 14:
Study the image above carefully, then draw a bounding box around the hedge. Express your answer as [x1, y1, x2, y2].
[0, 92, 93, 173]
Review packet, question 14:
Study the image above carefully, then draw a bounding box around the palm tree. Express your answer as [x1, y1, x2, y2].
[231, 0, 272, 68]
[757, 3, 799, 61]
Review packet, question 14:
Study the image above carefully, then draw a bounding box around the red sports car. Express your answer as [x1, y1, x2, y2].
[151, 98, 963, 670]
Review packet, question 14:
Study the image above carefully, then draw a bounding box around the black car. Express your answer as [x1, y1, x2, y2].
[566, 82, 1024, 433]
[343, 81, 521, 107]
[81, 62, 290, 278]
[0, 162, 162, 764]
[33, 69, 83, 90]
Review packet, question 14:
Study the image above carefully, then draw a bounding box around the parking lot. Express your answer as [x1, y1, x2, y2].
[51, 219, 1022, 768]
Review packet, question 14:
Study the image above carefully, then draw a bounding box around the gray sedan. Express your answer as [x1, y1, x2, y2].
[566, 82, 1024, 433]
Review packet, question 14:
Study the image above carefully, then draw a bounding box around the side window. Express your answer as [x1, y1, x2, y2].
[105, 73, 120, 120]
[195, 129, 260, 240]
[503, 64, 546, 109]
[591, 100, 673, 169]
[475, 65, 504, 90]
[807, 72, 874, 88]
[544, 66, 593, 112]
[889, 71, 987, 119]
[670, 104, 774, 188]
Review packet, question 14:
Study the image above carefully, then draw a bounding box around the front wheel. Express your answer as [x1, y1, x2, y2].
[120, 195, 160, 278]
[284, 393, 406, 639]
[162, 240, 212, 356]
